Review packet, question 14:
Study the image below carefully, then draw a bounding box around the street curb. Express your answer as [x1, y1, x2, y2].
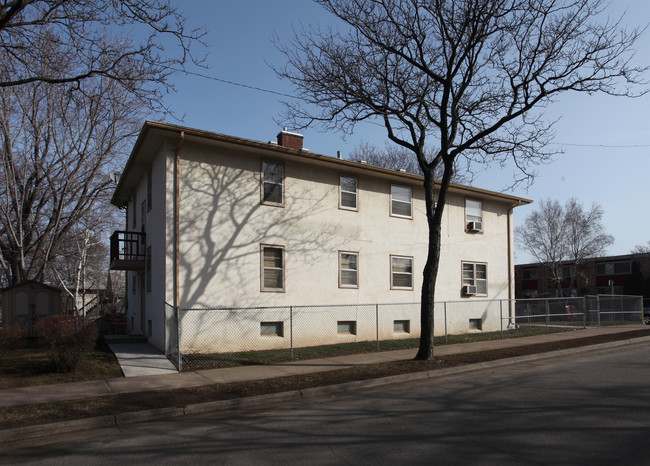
[0, 415, 116, 443]
[2, 334, 649, 444]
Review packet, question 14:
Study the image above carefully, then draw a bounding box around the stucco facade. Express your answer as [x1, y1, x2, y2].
[111, 122, 530, 354]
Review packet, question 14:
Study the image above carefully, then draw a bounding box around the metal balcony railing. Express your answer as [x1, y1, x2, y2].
[109, 231, 146, 270]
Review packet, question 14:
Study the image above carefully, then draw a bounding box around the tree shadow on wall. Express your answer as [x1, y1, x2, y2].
[177, 161, 340, 310]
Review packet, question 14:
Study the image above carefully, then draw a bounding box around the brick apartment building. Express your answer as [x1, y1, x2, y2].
[515, 253, 650, 299]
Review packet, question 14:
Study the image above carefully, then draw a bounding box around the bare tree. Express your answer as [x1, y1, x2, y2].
[348, 141, 469, 183]
[0, 0, 205, 101]
[517, 198, 613, 296]
[631, 241, 650, 254]
[276, 0, 647, 359]
[50, 215, 111, 315]
[0, 60, 142, 286]
[0, 1, 204, 288]
[564, 199, 613, 290]
[517, 199, 568, 295]
[349, 141, 422, 174]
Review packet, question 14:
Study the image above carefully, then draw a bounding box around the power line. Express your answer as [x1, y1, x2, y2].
[175, 69, 298, 99]
[174, 69, 650, 149]
[552, 142, 650, 148]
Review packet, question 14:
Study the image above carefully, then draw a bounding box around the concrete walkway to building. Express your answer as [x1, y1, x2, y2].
[1, 325, 648, 410]
[104, 335, 177, 377]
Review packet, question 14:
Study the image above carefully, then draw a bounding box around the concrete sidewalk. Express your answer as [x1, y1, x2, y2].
[1, 325, 648, 409]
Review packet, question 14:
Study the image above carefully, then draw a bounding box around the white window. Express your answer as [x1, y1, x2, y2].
[261, 161, 284, 206]
[390, 184, 412, 218]
[391, 255, 413, 289]
[465, 199, 482, 230]
[462, 262, 488, 296]
[339, 251, 359, 288]
[261, 245, 284, 291]
[339, 175, 358, 210]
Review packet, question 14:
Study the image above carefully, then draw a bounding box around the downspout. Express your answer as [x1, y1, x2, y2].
[507, 200, 522, 328]
[173, 131, 185, 309]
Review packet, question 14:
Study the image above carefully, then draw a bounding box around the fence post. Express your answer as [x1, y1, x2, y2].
[583, 296, 587, 328]
[500, 300, 503, 339]
[290, 306, 294, 361]
[444, 302, 448, 344]
[176, 305, 182, 372]
[545, 298, 550, 333]
[376, 304, 379, 351]
[597, 295, 601, 327]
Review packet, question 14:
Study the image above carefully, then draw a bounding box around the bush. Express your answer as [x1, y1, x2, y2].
[35, 315, 99, 373]
[0, 325, 26, 367]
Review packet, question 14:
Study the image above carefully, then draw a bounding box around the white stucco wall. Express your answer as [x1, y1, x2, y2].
[123, 143, 169, 351]
[163, 140, 518, 353]
[118, 127, 524, 354]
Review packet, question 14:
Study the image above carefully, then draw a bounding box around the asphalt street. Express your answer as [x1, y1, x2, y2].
[3, 340, 650, 465]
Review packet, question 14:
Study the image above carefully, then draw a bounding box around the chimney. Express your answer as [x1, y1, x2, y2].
[277, 127, 303, 150]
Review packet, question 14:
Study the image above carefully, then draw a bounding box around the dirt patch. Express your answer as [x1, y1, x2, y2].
[1, 328, 649, 431]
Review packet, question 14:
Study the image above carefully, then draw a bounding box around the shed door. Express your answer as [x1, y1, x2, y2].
[13, 290, 30, 332]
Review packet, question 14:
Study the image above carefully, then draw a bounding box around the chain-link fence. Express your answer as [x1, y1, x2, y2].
[166, 295, 644, 371]
[511, 295, 644, 332]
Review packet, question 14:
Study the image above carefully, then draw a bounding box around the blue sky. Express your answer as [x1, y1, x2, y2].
[164, 1, 650, 264]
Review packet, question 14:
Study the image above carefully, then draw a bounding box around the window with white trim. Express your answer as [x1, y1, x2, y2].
[390, 184, 412, 218]
[339, 251, 359, 288]
[339, 175, 358, 210]
[465, 199, 482, 230]
[391, 255, 413, 289]
[462, 262, 487, 296]
[261, 161, 284, 206]
[261, 245, 284, 291]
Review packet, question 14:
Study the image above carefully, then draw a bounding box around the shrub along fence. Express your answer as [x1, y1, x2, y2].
[166, 295, 644, 371]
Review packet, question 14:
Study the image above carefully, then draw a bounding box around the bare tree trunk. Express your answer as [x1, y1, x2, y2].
[416, 169, 439, 359]
[416, 161, 456, 360]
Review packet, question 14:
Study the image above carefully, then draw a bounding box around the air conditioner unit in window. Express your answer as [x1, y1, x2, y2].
[467, 221, 483, 232]
[463, 285, 477, 295]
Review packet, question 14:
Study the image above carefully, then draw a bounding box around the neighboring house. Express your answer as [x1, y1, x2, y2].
[109, 121, 531, 354]
[515, 253, 650, 299]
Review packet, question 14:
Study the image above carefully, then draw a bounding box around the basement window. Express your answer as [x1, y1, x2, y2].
[337, 321, 357, 335]
[394, 320, 410, 333]
[260, 322, 284, 337]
